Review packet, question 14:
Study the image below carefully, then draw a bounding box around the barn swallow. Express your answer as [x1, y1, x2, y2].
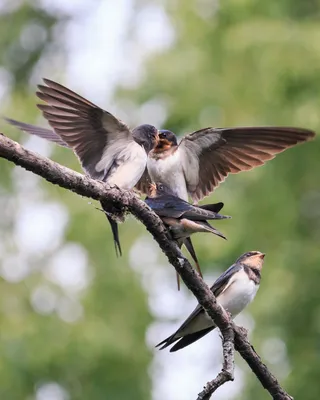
[5, 79, 159, 256]
[156, 251, 265, 351]
[136, 126, 315, 201]
[145, 183, 231, 289]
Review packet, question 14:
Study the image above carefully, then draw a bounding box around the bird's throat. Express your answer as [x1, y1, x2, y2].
[152, 139, 177, 156]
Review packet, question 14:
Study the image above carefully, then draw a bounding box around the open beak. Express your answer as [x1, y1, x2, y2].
[148, 182, 157, 197]
[154, 130, 160, 144]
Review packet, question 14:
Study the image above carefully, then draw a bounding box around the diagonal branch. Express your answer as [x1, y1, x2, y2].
[0, 133, 292, 400]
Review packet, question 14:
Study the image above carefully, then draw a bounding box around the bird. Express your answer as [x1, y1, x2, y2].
[137, 126, 315, 202]
[7, 115, 315, 205]
[156, 250, 265, 352]
[145, 182, 231, 289]
[5, 79, 160, 256]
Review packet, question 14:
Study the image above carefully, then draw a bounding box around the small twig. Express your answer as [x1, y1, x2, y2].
[0, 133, 293, 399]
[197, 323, 235, 400]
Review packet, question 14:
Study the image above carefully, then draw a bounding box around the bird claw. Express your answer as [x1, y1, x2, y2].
[101, 182, 120, 191]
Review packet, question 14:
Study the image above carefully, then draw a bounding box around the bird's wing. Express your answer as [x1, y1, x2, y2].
[146, 195, 229, 221]
[36, 78, 134, 180]
[5, 117, 69, 147]
[145, 195, 193, 218]
[179, 126, 315, 202]
[181, 204, 230, 221]
[168, 263, 243, 338]
[198, 202, 224, 213]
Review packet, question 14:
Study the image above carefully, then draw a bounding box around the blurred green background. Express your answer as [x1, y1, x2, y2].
[0, 1, 319, 399]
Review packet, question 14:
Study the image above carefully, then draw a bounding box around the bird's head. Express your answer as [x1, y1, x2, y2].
[148, 182, 174, 197]
[132, 124, 159, 153]
[236, 251, 265, 271]
[152, 129, 178, 153]
[158, 129, 178, 146]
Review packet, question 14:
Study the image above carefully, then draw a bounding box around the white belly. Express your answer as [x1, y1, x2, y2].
[107, 145, 147, 189]
[179, 270, 259, 336]
[218, 271, 259, 317]
[147, 151, 188, 200]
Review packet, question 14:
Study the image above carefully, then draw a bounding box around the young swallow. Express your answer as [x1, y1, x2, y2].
[137, 126, 315, 202]
[157, 251, 265, 352]
[145, 183, 231, 289]
[6, 79, 160, 256]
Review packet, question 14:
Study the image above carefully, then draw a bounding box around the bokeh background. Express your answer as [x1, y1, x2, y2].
[0, 1, 319, 399]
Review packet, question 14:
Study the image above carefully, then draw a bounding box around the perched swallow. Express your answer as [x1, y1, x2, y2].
[6, 79, 159, 256]
[157, 251, 265, 351]
[137, 127, 315, 202]
[145, 183, 230, 289]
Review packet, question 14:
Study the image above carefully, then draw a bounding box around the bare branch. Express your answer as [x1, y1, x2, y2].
[197, 327, 235, 400]
[0, 133, 293, 400]
[234, 326, 294, 400]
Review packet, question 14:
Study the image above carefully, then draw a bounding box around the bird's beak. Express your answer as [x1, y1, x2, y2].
[148, 182, 157, 197]
[155, 130, 160, 143]
[259, 253, 266, 259]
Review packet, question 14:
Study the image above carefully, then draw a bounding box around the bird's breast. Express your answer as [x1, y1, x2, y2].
[218, 270, 259, 317]
[106, 143, 147, 189]
[147, 150, 188, 200]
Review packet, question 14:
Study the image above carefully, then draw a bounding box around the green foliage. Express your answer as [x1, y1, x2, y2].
[1, 0, 320, 399]
[0, 3, 152, 400]
[120, 1, 320, 398]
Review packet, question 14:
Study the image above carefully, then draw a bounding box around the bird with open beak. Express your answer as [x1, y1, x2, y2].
[157, 251, 265, 351]
[145, 182, 231, 289]
[136, 126, 315, 202]
[5, 79, 160, 256]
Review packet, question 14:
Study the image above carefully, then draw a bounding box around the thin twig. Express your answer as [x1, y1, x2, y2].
[197, 327, 235, 400]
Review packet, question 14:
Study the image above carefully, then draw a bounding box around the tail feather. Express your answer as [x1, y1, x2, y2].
[156, 327, 214, 352]
[4, 117, 69, 147]
[200, 221, 227, 240]
[156, 333, 180, 350]
[169, 327, 214, 352]
[183, 237, 203, 278]
[106, 215, 122, 257]
[176, 272, 181, 291]
[100, 200, 122, 257]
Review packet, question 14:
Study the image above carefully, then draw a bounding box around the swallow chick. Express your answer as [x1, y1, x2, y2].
[156, 251, 265, 351]
[145, 183, 231, 289]
[136, 126, 315, 202]
[6, 79, 160, 256]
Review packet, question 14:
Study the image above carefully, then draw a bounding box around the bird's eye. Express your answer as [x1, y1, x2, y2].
[158, 184, 164, 190]
[160, 132, 167, 138]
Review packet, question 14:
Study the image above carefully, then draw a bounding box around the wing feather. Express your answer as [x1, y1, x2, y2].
[158, 263, 243, 348]
[36, 78, 134, 181]
[4, 118, 69, 147]
[179, 126, 315, 201]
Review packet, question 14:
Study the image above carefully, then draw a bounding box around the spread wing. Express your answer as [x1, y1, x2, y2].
[5, 117, 69, 147]
[36, 78, 134, 180]
[179, 126, 315, 202]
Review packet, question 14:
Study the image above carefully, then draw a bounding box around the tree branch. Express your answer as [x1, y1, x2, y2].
[197, 327, 235, 400]
[0, 133, 293, 400]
